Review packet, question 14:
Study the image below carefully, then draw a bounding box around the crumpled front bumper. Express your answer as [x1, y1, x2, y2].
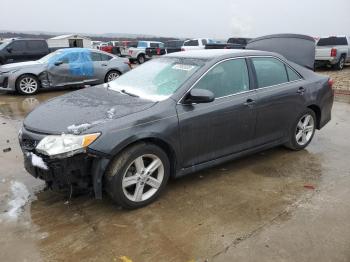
[19, 127, 110, 198]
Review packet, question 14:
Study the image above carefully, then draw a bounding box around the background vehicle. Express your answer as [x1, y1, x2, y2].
[315, 36, 350, 70]
[119, 41, 137, 57]
[19, 35, 333, 208]
[0, 48, 130, 95]
[145, 40, 185, 58]
[127, 41, 164, 64]
[0, 38, 49, 65]
[181, 38, 217, 51]
[205, 37, 252, 49]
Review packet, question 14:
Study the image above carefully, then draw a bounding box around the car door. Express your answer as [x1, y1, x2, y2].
[250, 56, 307, 145]
[47, 51, 87, 87]
[176, 58, 258, 167]
[5, 40, 28, 63]
[88, 51, 113, 85]
[26, 40, 48, 60]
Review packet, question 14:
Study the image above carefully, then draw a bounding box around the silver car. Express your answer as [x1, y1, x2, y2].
[0, 48, 131, 95]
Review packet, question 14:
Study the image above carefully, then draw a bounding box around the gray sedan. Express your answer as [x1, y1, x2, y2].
[0, 48, 131, 95]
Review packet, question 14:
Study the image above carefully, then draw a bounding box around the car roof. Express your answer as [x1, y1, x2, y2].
[166, 49, 282, 60]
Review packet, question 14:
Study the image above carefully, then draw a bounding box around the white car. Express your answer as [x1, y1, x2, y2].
[181, 38, 217, 51]
[126, 41, 164, 64]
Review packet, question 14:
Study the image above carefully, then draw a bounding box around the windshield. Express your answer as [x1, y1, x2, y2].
[108, 57, 205, 101]
[38, 50, 63, 63]
[317, 37, 348, 46]
[0, 41, 10, 50]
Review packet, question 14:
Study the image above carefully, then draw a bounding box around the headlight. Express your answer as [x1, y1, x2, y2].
[36, 133, 100, 158]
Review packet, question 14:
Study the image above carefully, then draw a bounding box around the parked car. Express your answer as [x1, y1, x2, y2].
[0, 48, 131, 95]
[315, 36, 350, 70]
[181, 38, 217, 51]
[205, 37, 252, 49]
[146, 40, 185, 58]
[0, 38, 50, 65]
[19, 35, 333, 209]
[127, 41, 164, 64]
[119, 41, 138, 57]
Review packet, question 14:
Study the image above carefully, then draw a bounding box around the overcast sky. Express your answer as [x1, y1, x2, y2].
[1, 0, 349, 39]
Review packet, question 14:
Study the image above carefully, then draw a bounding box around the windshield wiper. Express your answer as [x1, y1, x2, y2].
[120, 89, 139, 98]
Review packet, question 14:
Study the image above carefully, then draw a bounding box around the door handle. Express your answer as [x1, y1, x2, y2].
[243, 98, 256, 107]
[297, 87, 305, 95]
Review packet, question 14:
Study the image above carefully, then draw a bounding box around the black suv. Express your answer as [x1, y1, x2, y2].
[0, 39, 50, 65]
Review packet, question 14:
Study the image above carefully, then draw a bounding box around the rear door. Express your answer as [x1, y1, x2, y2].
[89, 51, 114, 84]
[250, 56, 306, 145]
[177, 58, 258, 167]
[26, 40, 48, 60]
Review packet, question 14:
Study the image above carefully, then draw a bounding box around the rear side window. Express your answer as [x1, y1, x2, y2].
[252, 57, 288, 88]
[317, 37, 348, 46]
[193, 58, 249, 98]
[286, 66, 302, 81]
[90, 52, 102, 61]
[184, 40, 199, 46]
[101, 53, 113, 61]
[27, 41, 47, 51]
[9, 41, 27, 52]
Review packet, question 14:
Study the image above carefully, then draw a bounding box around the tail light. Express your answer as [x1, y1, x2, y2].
[181, 48, 185, 51]
[156, 48, 161, 55]
[129, 50, 133, 55]
[331, 48, 337, 57]
[328, 78, 334, 89]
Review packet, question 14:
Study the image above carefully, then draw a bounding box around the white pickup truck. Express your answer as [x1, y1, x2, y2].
[181, 38, 217, 51]
[315, 36, 350, 70]
[126, 41, 164, 64]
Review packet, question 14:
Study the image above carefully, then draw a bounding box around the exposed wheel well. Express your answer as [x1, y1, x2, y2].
[307, 105, 321, 129]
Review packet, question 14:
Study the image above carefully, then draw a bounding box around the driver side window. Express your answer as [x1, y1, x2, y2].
[193, 58, 249, 98]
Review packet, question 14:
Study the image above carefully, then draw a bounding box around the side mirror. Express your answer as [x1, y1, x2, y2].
[6, 47, 12, 53]
[54, 61, 63, 66]
[184, 89, 214, 104]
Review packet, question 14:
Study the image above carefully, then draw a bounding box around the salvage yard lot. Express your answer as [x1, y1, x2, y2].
[0, 66, 350, 262]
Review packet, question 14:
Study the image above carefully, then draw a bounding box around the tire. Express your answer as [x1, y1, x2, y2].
[15, 74, 40, 95]
[284, 109, 316, 150]
[104, 143, 170, 209]
[334, 55, 346, 70]
[105, 70, 121, 83]
[137, 54, 146, 64]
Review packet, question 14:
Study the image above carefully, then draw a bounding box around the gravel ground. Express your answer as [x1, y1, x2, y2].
[317, 65, 350, 92]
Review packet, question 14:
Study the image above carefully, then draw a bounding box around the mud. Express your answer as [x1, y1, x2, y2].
[0, 83, 350, 261]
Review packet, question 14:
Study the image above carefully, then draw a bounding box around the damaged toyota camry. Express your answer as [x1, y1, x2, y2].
[19, 37, 334, 209]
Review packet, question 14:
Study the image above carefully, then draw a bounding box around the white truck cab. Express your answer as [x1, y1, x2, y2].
[181, 38, 216, 51]
[127, 41, 164, 64]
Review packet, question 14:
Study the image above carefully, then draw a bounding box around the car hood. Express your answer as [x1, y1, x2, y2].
[0, 61, 41, 71]
[23, 86, 157, 134]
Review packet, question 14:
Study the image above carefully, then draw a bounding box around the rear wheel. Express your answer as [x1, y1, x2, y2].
[137, 54, 146, 64]
[105, 70, 121, 82]
[334, 55, 346, 70]
[104, 143, 170, 209]
[16, 74, 40, 95]
[285, 109, 316, 150]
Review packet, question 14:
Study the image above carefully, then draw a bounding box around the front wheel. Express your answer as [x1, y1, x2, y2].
[104, 143, 170, 209]
[16, 74, 40, 95]
[334, 56, 345, 70]
[137, 54, 145, 64]
[285, 109, 316, 150]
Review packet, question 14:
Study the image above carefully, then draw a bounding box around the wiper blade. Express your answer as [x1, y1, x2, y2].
[121, 89, 139, 97]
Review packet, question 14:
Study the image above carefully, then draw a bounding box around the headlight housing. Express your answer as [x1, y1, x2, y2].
[36, 133, 100, 158]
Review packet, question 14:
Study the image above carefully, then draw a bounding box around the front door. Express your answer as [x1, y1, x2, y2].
[176, 58, 258, 167]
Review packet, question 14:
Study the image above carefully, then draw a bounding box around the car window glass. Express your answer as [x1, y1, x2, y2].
[202, 39, 207, 45]
[286, 66, 302, 81]
[150, 43, 159, 48]
[252, 57, 288, 88]
[90, 52, 102, 61]
[137, 41, 148, 48]
[27, 41, 46, 51]
[9, 41, 27, 52]
[193, 58, 250, 98]
[100, 53, 113, 61]
[184, 40, 199, 46]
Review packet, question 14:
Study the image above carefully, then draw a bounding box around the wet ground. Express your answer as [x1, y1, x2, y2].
[0, 73, 350, 262]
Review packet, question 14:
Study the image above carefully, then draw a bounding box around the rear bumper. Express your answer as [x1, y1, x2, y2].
[315, 57, 338, 66]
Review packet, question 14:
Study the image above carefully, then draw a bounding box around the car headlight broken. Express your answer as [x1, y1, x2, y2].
[36, 133, 100, 158]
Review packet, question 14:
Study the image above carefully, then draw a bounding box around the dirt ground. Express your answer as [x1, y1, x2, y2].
[0, 67, 350, 262]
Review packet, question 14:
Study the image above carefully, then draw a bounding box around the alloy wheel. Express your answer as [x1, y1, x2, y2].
[19, 77, 38, 94]
[295, 114, 315, 146]
[107, 72, 120, 82]
[122, 154, 164, 202]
